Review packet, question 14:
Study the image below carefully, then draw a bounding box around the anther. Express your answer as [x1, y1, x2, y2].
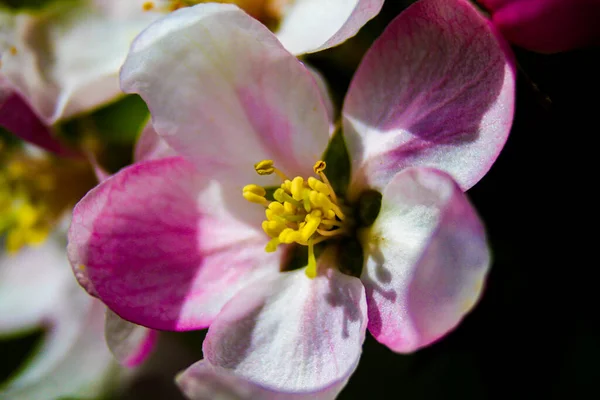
[290, 177, 304, 201]
[274, 188, 302, 208]
[307, 177, 331, 196]
[254, 159, 288, 180]
[312, 160, 338, 204]
[142, 1, 155, 11]
[265, 238, 280, 252]
[313, 161, 326, 174]
[243, 184, 269, 205]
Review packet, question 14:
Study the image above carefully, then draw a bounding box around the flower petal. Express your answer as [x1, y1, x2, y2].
[276, 0, 384, 55]
[360, 167, 490, 353]
[133, 121, 176, 162]
[105, 309, 158, 367]
[120, 4, 330, 186]
[343, 0, 515, 194]
[0, 4, 156, 123]
[67, 156, 279, 331]
[1, 246, 117, 400]
[2, 299, 117, 400]
[203, 265, 367, 393]
[0, 236, 73, 333]
[480, 0, 600, 53]
[305, 65, 335, 133]
[0, 79, 74, 157]
[177, 360, 348, 400]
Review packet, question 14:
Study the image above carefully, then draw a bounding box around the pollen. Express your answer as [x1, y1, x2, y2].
[243, 160, 349, 278]
[1, 149, 96, 254]
[142, 1, 155, 11]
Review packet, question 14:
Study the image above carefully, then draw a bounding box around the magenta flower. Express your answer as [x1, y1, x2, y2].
[68, 0, 515, 397]
[479, 0, 600, 53]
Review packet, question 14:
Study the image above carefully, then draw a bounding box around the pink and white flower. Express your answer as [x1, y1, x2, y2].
[0, 232, 118, 399]
[0, 0, 159, 154]
[67, 0, 515, 397]
[139, 0, 384, 55]
[0, 140, 157, 398]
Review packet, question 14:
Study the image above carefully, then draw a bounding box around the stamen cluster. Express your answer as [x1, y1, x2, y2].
[243, 160, 348, 277]
[0, 150, 96, 253]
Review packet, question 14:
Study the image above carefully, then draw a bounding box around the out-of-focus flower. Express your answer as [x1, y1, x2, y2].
[0, 143, 115, 399]
[0, 0, 158, 153]
[139, 0, 384, 55]
[479, 0, 600, 53]
[0, 76, 72, 156]
[0, 133, 159, 397]
[67, 0, 515, 397]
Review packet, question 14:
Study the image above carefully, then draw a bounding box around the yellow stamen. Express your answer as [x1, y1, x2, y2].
[243, 184, 269, 205]
[1, 148, 96, 254]
[290, 176, 304, 201]
[319, 219, 344, 227]
[244, 159, 349, 278]
[305, 238, 317, 278]
[265, 238, 280, 252]
[142, 1, 155, 11]
[307, 176, 331, 196]
[316, 227, 348, 237]
[313, 161, 338, 204]
[254, 159, 288, 180]
[274, 188, 302, 208]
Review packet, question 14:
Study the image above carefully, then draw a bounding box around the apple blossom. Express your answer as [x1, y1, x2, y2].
[0, 140, 158, 398]
[0, 144, 115, 399]
[139, 0, 384, 55]
[68, 0, 515, 397]
[0, 0, 159, 155]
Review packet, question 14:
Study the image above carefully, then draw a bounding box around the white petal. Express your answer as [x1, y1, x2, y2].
[0, 4, 157, 123]
[276, 0, 384, 54]
[105, 309, 158, 367]
[343, 0, 515, 193]
[0, 239, 118, 399]
[0, 236, 72, 333]
[360, 167, 490, 352]
[203, 266, 367, 393]
[178, 360, 348, 400]
[120, 4, 331, 186]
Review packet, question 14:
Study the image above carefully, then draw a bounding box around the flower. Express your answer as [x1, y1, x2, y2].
[67, 0, 515, 397]
[0, 138, 158, 399]
[479, 0, 600, 53]
[0, 142, 114, 399]
[1, 0, 378, 156]
[138, 0, 384, 55]
[0, 0, 158, 138]
[0, 75, 73, 156]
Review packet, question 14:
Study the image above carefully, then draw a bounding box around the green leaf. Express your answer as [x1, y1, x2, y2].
[321, 128, 351, 197]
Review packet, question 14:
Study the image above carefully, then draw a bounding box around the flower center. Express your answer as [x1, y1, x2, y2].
[243, 160, 350, 278]
[0, 146, 96, 254]
[142, 0, 293, 28]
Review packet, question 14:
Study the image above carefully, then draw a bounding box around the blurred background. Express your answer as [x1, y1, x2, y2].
[2, 0, 599, 398]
